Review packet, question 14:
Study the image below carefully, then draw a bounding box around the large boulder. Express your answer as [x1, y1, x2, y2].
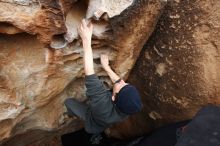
[0, 0, 166, 145]
[125, 0, 220, 134]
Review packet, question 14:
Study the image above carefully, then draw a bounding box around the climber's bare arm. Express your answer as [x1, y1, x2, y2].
[78, 19, 94, 75]
[100, 54, 120, 83]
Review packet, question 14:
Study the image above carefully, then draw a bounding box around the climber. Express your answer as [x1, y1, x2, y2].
[64, 19, 142, 136]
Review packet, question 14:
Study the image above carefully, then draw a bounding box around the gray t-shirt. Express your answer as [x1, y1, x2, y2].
[84, 74, 128, 134]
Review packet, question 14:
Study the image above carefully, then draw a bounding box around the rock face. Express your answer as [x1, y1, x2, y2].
[0, 0, 166, 145]
[127, 0, 220, 133]
[0, 0, 67, 43]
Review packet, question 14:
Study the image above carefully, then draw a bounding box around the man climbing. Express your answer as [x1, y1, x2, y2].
[64, 19, 142, 136]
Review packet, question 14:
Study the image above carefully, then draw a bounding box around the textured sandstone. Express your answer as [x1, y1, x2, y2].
[0, 0, 67, 43]
[124, 0, 220, 136]
[86, 0, 134, 19]
[0, 0, 165, 145]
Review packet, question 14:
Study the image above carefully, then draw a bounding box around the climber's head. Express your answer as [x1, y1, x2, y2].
[112, 79, 142, 115]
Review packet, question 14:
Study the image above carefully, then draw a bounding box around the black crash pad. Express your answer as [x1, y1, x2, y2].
[176, 105, 220, 146]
